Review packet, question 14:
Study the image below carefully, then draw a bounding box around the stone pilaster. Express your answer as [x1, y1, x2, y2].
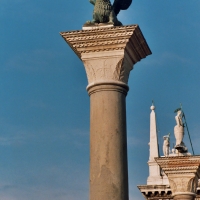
[155, 156, 200, 200]
[60, 25, 151, 200]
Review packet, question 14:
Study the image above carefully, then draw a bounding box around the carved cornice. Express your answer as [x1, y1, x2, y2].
[60, 25, 151, 87]
[138, 185, 172, 199]
[155, 156, 200, 175]
[60, 25, 152, 65]
[138, 184, 200, 199]
[155, 156, 200, 197]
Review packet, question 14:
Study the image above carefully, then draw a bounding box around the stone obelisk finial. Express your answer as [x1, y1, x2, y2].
[149, 103, 159, 160]
[60, 25, 151, 200]
[147, 103, 163, 185]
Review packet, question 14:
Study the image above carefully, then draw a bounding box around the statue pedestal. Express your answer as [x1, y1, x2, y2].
[155, 156, 200, 200]
[82, 22, 114, 30]
[60, 25, 151, 200]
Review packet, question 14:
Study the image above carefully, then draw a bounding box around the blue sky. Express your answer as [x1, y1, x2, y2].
[1, 0, 200, 199]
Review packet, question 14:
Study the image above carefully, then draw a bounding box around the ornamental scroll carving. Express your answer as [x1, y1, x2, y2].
[168, 176, 198, 194]
[188, 176, 198, 193]
[83, 56, 133, 85]
[168, 178, 177, 194]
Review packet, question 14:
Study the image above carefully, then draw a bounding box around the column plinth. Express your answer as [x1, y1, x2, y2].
[155, 156, 200, 200]
[61, 25, 151, 200]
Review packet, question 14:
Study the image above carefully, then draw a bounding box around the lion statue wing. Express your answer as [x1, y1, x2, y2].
[113, 0, 132, 16]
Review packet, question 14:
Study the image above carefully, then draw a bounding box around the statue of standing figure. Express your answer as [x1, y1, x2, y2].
[174, 110, 184, 145]
[174, 109, 188, 153]
[163, 133, 170, 156]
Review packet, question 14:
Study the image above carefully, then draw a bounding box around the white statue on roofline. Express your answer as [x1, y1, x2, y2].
[174, 109, 188, 153]
[163, 133, 170, 156]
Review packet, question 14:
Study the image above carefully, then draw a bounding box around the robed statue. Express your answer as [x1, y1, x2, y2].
[174, 109, 184, 146]
[163, 133, 170, 156]
[88, 0, 132, 26]
[174, 108, 188, 153]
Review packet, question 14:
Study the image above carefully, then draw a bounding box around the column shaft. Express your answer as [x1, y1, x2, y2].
[88, 84, 129, 200]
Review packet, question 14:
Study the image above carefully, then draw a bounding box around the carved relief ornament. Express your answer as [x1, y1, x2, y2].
[60, 25, 151, 87]
[83, 54, 132, 85]
[155, 156, 200, 196]
[168, 176, 198, 194]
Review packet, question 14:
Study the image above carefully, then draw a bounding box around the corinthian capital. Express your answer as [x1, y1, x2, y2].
[60, 25, 151, 86]
[82, 51, 132, 85]
[155, 156, 200, 199]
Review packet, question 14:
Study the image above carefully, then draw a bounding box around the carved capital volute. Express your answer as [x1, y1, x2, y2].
[168, 176, 198, 195]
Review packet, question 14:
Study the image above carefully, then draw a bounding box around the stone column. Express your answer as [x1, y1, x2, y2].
[60, 25, 151, 200]
[155, 156, 200, 200]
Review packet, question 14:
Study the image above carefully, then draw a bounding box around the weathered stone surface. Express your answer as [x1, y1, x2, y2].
[88, 84, 128, 200]
[60, 25, 151, 86]
[61, 25, 151, 200]
[155, 156, 200, 200]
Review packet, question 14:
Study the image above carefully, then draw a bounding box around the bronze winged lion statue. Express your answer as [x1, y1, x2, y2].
[88, 0, 132, 26]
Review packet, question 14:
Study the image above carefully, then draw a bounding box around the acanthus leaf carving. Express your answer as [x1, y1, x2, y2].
[168, 178, 177, 194]
[119, 58, 132, 84]
[168, 176, 198, 195]
[112, 58, 124, 81]
[83, 56, 132, 85]
[83, 61, 96, 83]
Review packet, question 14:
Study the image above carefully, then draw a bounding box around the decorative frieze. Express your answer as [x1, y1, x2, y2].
[60, 25, 151, 61]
